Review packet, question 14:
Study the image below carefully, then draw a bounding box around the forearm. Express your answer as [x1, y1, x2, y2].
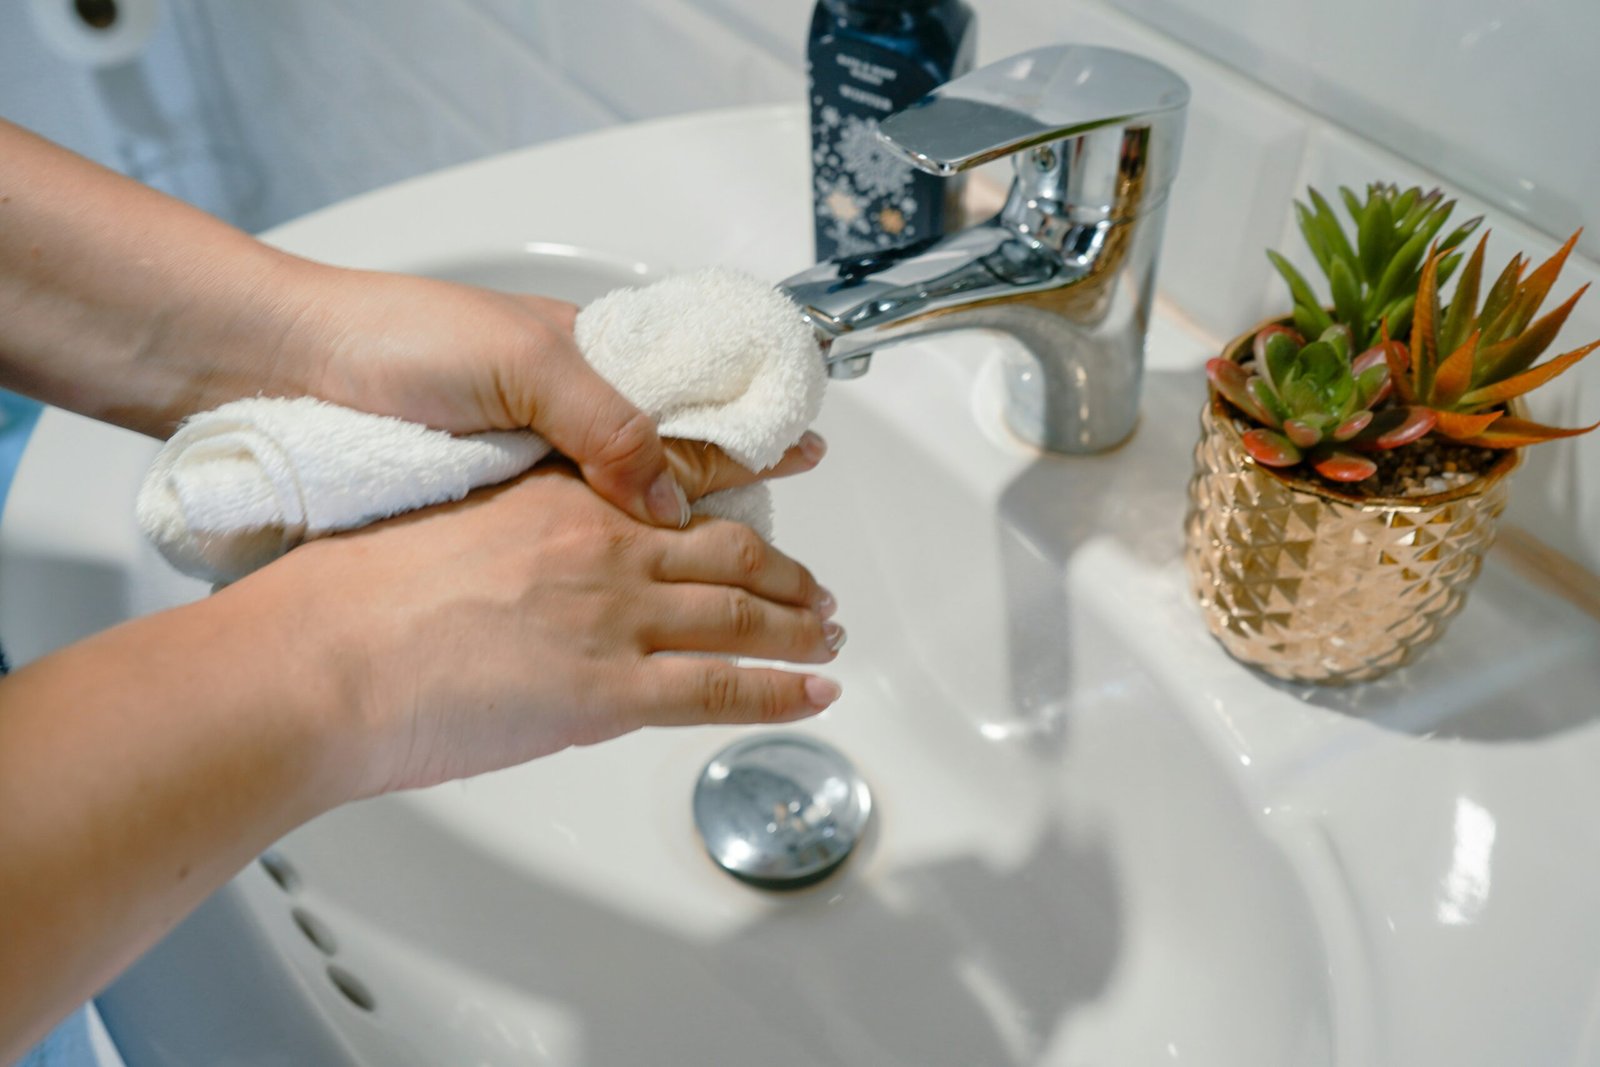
[0, 581, 358, 1061]
[0, 118, 312, 436]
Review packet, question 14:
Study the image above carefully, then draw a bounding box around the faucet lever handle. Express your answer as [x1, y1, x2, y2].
[878, 45, 1188, 176]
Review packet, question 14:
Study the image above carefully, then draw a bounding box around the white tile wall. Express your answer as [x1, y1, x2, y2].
[546, 0, 799, 119]
[180, 0, 809, 232]
[687, 0, 811, 67]
[192, 2, 538, 229]
[1102, 0, 1600, 263]
[0, 5, 125, 168]
[0, 1, 243, 216]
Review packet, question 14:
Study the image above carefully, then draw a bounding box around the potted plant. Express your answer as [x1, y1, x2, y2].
[1184, 184, 1600, 684]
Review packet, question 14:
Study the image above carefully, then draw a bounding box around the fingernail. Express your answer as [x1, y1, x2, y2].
[647, 471, 690, 528]
[823, 621, 847, 654]
[814, 586, 837, 619]
[673, 481, 691, 528]
[804, 675, 842, 709]
[799, 431, 827, 463]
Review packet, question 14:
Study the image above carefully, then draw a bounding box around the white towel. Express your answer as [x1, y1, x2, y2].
[137, 268, 825, 585]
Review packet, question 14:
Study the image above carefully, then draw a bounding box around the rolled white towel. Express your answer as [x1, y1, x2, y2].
[137, 267, 825, 585]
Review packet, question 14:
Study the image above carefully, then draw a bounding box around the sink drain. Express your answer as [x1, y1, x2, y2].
[692, 733, 872, 890]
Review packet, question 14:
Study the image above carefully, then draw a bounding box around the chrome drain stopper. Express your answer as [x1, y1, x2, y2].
[692, 733, 872, 891]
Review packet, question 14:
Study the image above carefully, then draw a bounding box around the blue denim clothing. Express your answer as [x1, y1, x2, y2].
[0, 390, 43, 519]
[0, 389, 42, 675]
[7, 395, 104, 1065]
[17, 1008, 96, 1067]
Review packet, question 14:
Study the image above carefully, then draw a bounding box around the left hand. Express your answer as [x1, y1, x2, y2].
[2, 119, 822, 515]
[278, 263, 823, 523]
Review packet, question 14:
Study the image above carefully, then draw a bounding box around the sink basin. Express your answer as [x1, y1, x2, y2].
[107, 348, 1339, 1066]
[6, 106, 1599, 1066]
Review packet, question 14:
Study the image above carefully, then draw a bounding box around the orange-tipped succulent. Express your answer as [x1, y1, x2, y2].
[1385, 229, 1600, 447]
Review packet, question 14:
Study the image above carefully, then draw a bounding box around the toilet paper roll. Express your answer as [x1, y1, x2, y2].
[29, 0, 163, 68]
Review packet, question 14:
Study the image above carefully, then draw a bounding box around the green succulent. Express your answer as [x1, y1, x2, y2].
[1269, 183, 1482, 351]
[1207, 324, 1434, 482]
[1214, 181, 1600, 485]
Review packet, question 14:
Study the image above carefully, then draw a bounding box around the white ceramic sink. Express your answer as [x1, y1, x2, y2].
[7, 107, 1600, 1066]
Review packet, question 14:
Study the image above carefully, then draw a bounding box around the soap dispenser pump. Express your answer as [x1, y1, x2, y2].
[806, 0, 976, 260]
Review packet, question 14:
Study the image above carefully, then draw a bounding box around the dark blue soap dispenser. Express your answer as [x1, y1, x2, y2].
[807, 0, 976, 260]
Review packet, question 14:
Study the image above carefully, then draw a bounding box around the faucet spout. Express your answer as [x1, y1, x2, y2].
[777, 44, 1188, 454]
[788, 223, 1063, 377]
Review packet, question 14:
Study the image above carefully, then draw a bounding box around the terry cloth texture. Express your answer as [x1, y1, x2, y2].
[137, 268, 824, 584]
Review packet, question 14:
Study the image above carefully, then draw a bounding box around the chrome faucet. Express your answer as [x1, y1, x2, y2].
[780, 45, 1189, 453]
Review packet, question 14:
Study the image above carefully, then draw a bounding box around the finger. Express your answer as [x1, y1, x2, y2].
[664, 432, 827, 500]
[655, 519, 832, 614]
[518, 337, 688, 529]
[507, 294, 579, 332]
[634, 658, 842, 727]
[764, 432, 828, 480]
[640, 585, 844, 663]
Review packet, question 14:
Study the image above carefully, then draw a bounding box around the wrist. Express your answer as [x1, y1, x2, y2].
[217, 540, 410, 806]
[0, 123, 338, 435]
[200, 561, 378, 816]
[136, 244, 330, 430]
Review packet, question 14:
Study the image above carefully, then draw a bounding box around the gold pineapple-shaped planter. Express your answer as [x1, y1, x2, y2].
[1185, 184, 1599, 684]
[1183, 329, 1519, 685]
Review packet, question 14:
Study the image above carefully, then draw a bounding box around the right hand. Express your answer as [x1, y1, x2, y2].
[244, 461, 843, 799]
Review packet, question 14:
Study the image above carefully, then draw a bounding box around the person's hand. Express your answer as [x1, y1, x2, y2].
[277, 264, 821, 527]
[246, 461, 844, 797]
[1, 119, 825, 507]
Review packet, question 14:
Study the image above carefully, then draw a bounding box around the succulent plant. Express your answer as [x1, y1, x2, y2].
[1206, 324, 1434, 482]
[1216, 189, 1599, 486]
[1386, 230, 1600, 447]
[1269, 184, 1482, 351]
